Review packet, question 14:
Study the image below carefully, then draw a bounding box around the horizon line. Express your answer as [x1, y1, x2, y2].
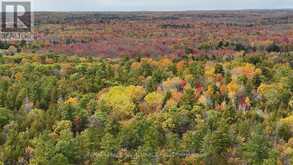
[31, 8, 293, 12]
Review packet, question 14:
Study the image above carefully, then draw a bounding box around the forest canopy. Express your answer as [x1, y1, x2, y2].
[0, 52, 292, 164]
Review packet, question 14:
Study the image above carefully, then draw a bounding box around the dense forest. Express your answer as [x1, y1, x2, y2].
[0, 11, 293, 165]
[2, 10, 292, 57]
[0, 52, 292, 164]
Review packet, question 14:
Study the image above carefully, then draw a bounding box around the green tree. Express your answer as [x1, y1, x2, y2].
[242, 126, 272, 165]
[0, 107, 12, 127]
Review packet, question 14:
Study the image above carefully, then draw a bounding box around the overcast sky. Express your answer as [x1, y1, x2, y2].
[31, 0, 293, 11]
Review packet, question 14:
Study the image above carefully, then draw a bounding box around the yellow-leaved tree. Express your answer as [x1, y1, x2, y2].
[257, 83, 285, 111]
[98, 86, 146, 119]
[144, 91, 164, 113]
